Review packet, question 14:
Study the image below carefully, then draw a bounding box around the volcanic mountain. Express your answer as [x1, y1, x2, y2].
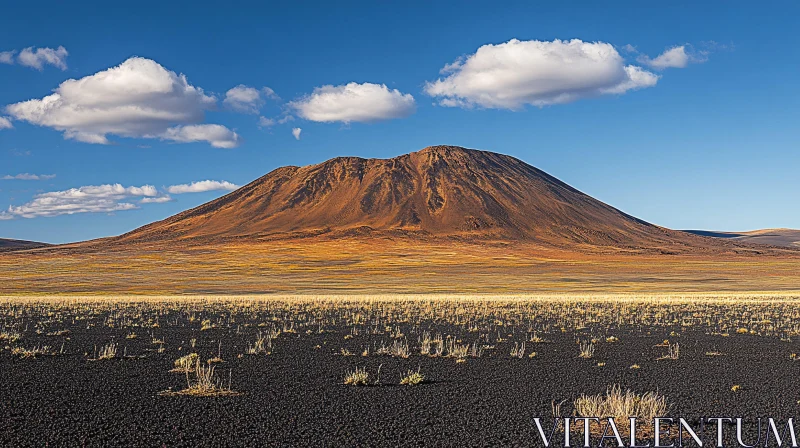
[105, 145, 752, 253]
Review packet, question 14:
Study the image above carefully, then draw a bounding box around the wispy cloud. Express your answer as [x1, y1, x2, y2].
[292, 128, 302, 140]
[140, 195, 172, 203]
[166, 180, 238, 194]
[1, 178, 240, 219]
[0, 116, 13, 130]
[2, 173, 56, 180]
[0, 46, 68, 70]
[0, 184, 158, 219]
[637, 45, 708, 70]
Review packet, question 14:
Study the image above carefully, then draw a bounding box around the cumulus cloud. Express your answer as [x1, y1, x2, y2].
[4, 57, 240, 148]
[637, 45, 707, 70]
[292, 127, 302, 140]
[0, 116, 12, 129]
[2, 173, 56, 180]
[290, 82, 416, 123]
[17, 46, 69, 71]
[424, 38, 659, 110]
[223, 85, 279, 114]
[166, 180, 238, 194]
[0, 184, 157, 219]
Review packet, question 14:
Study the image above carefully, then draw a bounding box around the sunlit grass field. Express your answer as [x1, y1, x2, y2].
[2, 239, 798, 295]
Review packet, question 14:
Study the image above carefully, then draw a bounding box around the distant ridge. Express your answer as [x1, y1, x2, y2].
[683, 228, 800, 248]
[103, 145, 767, 254]
[0, 238, 50, 252]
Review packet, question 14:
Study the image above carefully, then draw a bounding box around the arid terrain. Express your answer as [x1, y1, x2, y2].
[2, 295, 800, 447]
[1, 148, 798, 447]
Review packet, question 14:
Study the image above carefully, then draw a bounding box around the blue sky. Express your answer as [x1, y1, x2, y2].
[1, 1, 798, 244]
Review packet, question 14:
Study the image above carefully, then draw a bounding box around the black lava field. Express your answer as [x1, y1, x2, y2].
[1, 296, 798, 447]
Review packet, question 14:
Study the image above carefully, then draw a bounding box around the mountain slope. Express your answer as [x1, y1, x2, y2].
[108, 145, 734, 252]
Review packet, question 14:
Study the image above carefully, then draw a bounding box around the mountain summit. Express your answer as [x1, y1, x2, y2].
[114, 146, 720, 250]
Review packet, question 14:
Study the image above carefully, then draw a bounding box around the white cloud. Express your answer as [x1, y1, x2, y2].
[161, 124, 240, 148]
[638, 45, 706, 70]
[290, 82, 416, 123]
[0, 183, 157, 219]
[424, 38, 659, 110]
[5, 57, 240, 148]
[0, 116, 12, 129]
[17, 46, 69, 71]
[0, 51, 15, 65]
[2, 173, 56, 180]
[166, 180, 238, 194]
[292, 128, 302, 140]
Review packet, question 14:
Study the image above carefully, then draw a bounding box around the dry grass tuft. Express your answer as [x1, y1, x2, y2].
[344, 366, 370, 386]
[578, 341, 595, 359]
[160, 358, 239, 397]
[575, 385, 668, 438]
[399, 367, 425, 385]
[171, 353, 199, 372]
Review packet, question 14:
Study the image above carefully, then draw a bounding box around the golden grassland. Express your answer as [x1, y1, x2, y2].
[1, 238, 798, 295]
[2, 292, 800, 307]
